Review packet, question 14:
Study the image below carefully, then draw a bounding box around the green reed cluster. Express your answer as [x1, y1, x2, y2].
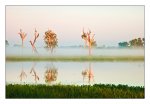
[6, 84, 144, 98]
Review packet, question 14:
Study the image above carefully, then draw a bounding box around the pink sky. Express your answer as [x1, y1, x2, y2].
[6, 6, 144, 47]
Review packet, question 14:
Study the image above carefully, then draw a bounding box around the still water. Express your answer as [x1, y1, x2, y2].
[6, 61, 144, 86]
[6, 47, 144, 56]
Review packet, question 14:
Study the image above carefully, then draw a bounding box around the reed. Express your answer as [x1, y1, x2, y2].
[6, 84, 144, 98]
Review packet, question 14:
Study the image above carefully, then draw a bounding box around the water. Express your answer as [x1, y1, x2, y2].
[6, 61, 144, 86]
[6, 47, 144, 56]
[6, 47, 144, 86]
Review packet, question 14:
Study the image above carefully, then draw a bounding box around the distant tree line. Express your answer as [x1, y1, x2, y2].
[118, 37, 144, 48]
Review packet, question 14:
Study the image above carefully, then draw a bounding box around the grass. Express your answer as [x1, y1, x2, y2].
[6, 84, 144, 98]
[6, 55, 144, 62]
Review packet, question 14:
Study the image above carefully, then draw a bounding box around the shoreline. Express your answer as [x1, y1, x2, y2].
[6, 55, 144, 62]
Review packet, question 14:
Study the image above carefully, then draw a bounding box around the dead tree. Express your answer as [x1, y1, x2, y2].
[18, 29, 27, 47]
[29, 29, 39, 54]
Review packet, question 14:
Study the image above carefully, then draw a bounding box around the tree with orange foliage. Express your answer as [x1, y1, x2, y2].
[82, 63, 94, 84]
[44, 29, 58, 53]
[44, 66, 58, 84]
[81, 28, 97, 55]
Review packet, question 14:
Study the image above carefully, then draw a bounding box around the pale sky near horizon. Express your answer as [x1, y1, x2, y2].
[6, 6, 144, 47]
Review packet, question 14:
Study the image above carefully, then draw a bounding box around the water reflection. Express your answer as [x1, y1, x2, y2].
[19, 69, 27, 82]
[6, 61, 144, 86]
[29, 42, 39, 55]
[30, 63, 39, 83]
[44, 64, 58, 84]
[82, 63, 94, 84]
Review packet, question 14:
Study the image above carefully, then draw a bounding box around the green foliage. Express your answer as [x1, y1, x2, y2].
[118, 37, 144, 48]
[118, 42, 129, 48]
[6, 40, 9, 46]
[129, 38, 144, 47]
[6, 84, 144, 98]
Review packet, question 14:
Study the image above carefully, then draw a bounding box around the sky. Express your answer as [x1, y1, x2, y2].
[6, 6, 144, 47]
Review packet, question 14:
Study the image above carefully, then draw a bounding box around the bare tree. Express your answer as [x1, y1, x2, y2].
[18, 29, 27, 47]
[29, 29, 39, 54]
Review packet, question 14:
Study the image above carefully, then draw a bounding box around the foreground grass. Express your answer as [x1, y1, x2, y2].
[6, 55, 144, 61]
[6, 84, 144, 98]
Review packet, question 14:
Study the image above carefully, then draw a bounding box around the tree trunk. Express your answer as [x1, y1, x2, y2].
[89, 43, 91, 56]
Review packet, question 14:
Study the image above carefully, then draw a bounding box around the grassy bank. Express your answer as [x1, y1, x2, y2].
[6, 55, 144, 62]
[6, 84, 144, 98]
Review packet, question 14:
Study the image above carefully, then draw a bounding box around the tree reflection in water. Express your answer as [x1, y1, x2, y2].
[82, 63, 94, 84]
[30, 63, 39, 83]
[19, 65, 27, 82]
[44, 64, 58, 84]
